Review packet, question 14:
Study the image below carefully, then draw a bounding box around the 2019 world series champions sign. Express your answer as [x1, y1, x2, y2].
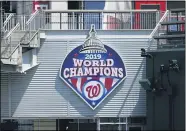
[59, 25, 127, 110]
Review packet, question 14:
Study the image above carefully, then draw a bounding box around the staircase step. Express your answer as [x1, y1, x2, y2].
[160, 21, 185, 25]
[170, 8, 185, 12]
[158, 44, 185, 49]
[1, 40, 20, 58]
[153, 34, 185, 39]
[167, 31, 185, 35]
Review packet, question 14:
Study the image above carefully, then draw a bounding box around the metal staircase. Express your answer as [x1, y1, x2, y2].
[153, 9, 185, 49]
[1, 10, 41, 73]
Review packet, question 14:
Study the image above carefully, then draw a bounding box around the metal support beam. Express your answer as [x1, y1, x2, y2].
[97, 117, 100, 131]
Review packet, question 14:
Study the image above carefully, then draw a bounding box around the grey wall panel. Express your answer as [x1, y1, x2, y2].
[10, 30, 152, 118]
[11, 41, 68, 117]
[1, 73, 9, 117]
[16, 1, 33, 15]
[146, 50, 185, 130]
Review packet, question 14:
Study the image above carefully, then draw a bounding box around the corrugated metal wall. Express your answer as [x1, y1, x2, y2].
[1, 73, 9, 117]
[7, 30, 151, 118]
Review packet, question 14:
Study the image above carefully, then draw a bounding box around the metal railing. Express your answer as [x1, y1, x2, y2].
[1, 23, 21, 59]
[2, 13, 17, 34]
[148, 9, 185, 49]
[1, 9, 162, 31]
[149, 10, 170, 39]
[1, 10, 41, 62]
[43, 9, 161, 30]
[147, 10, 170, 50]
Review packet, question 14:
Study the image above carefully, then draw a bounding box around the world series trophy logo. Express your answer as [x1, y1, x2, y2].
[60, 25, 127, 110]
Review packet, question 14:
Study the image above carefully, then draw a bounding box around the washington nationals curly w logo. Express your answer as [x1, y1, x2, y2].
[86, 84, 101, 98]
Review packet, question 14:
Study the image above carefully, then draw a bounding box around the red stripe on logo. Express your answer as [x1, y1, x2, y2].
[71, 78, 78, 88]
[81, 77, 87, 90]
[105, 78, 113, 90]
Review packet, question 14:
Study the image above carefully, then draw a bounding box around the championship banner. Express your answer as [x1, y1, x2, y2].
[60, 25, 127, 110]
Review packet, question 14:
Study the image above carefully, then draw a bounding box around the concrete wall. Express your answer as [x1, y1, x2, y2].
[146, 49, 185, 130]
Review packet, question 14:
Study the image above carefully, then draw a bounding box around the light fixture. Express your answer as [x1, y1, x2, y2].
[141, 48, 153, 58]
[139, 79, 152, 91]
[169, 59, 180, 72]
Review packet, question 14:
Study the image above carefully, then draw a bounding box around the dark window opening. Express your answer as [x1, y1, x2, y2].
[167, 1, 185, 10]
[141, 4, 160, 10]
[68, 1, 82, 10]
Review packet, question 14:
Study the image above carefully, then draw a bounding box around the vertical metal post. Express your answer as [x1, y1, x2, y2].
[157, 11, 160, 25]
[60, 13, 62, 30]
[29, 20, 31, 39]
[130, 12, 133, 29]
[125, 117, 128, 131]
[115, 12, 116, 29]
[10, 36, 12, 60]
[98, 13, 101, 29]
[118, 117, 121, 131]
[81, 0, 84, 29]
[78, 119, 79, 131]
[81, 12, 83, 30]
[77, 12, 79, 29]
[23, 15, 24, 30]
[101, 12, 103, 30]
[72, 12, 75, 30]
[97, 117, 100, 131]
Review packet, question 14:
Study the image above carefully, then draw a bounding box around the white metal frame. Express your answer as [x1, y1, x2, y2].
[99, 117, 128, 131]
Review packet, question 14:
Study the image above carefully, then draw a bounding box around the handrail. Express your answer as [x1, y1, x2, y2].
[147, 10, 169, 50]
[25, 10, 40, 26]
[1, 11, 41, 60]
[20, 29, 40, 45]
[3, 13, 14, 27]
[5, 23, 20, 39]
[149, 10, 169, 38]
[43, 9, 158, 13]
[29, 29, 40, 42]
[1, 29, 40, 59]
[19, 30, 30, 43]
[1, 42, 21, 59]
[1, 10, 41, 60]
[1, 22, 21, 59]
